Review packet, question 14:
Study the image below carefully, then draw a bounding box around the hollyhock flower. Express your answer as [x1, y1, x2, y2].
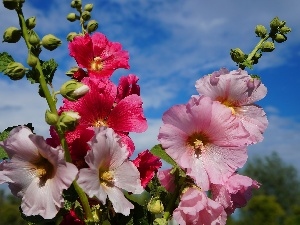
[133, 150, 162, 188]
[0, 126, 78, 219]
[173, 187, 226, 225]
[61, 77, 147, 155]
[195, 68, 268, 144]
[211, 173, 260, 215]
[77, 127, 143, 216]
[158, 95, 249, 191]
[157, 168, 176, 193]
[69, 32, 129, 78]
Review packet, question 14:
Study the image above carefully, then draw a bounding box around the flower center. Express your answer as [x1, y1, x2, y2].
[94, 119, 107, 127]
[187, 132, 209, 158]
[32, 155, 55, 185]
[216, 97, 236, 114]
[99, 170, 114, 187]
[90, 57, 103, 71]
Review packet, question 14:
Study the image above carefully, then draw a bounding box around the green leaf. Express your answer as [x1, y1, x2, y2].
[41, 59, 58, 85]
[150, 144, 177, 167]
[0, 129, 10, 159]
[0, 52, 14, 73]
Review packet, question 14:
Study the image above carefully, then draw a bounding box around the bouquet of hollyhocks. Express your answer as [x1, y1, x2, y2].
[0, 0, 291, 224]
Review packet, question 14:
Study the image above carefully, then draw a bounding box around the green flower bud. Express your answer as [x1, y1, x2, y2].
[4, 62, 26, 80]
[279, 26, 291, 35]
[84, 3, 93, 12]
[67, 13, 79, 22]
[87, 20, 98, 33]
[270, 17, 281, 30]
[59, 111, 80, 131]
[28, 30, 40, 46]
[81, 11, 91, 21]
[41, 34, 62, 51]
[252, 52, 262, 65]
[147, 198, 164, 214]
[70, 0, 81, 8]
[66, 32, 78, 41]
[60, 80, 89, 101]
[3, 27, 21, 43]
[27, 50, 38, 67]
[2, 0, 24, 10]
[25, 16, 36, 29]
[230, 48, 246, 63]
[261, 41, 275, 52]
[45, 110, 58, 126]
[255, 25, 267, 38]
[65, 66, 79, 77]
[274, 33, 287, 43]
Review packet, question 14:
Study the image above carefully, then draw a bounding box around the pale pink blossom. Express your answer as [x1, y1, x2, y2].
[195, 68, 268, 144]
[0, 126, 78, 219]
[211, 173, 260, 215]
[157, 168, 176, 193]
[77, 127, 143, 216]
[158, 95, 249, 191]
[173, 187, 226, 225]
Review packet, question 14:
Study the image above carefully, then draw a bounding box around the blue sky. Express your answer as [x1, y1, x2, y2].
[0, 0, 300, 171]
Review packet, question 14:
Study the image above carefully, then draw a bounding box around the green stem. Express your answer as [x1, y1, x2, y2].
[246, 35, 270, 62]
[16, 7, 93, 222]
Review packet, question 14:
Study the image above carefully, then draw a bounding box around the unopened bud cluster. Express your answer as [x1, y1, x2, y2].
[66, 0, 98, 39]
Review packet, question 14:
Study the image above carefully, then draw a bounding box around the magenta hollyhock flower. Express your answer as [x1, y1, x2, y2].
[116, 74, 140, 103]
[0, 126, 78, 219]
[211, 173, 260, 215]
[158, 95, 249, 191]
[61, 77, 147, 155]
[77, 127, 143, 216]
[157, 168, 176, 193]
[132, 150, 162, 188]
[173, 187, 226, 225]
[69, 32, 129, 78]
[195, 68, 268, 144]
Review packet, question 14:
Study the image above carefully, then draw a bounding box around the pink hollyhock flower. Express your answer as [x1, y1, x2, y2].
[195, 68, 268, 144]
[211, 173, 260, 215]
[77, 127, 143, 216]
[0, 126, 78, 219]
[158, 95, 249, 191]
[69, 32, 129, 78]
[132, 150, 162, 188]
[61, 77, 147, 155]
[157, 168, 176, 193]
[173, 187, 226, 225]
[116, 74, 140, 103]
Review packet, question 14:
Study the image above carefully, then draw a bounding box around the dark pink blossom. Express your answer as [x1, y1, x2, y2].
[69, 32, 129, 78]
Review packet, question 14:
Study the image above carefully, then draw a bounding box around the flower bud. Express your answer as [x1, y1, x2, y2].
[45, 110, 58, 126]
[4, 62, 26, 80]
[230, 48, 246, 63]
[84, 3, 93, 12]
[28, 30, 40, 46]
[27, 50, 38, 67]
[274, 33, 287, 43]
[59, 111, 80, 131]
[60, 80, 89, 101]
[41, 34, 62, 51]
[2, 0, 24, 10]
[70, 0, 81, 8]
[147, 198, 164, 214]
[25, 16, 36, 29]
[270, 17, 281, 30]
[65, 67, 79, 77]
[279, 26, 291, 35]
[67, 13, 79, 22]
[87, 20, 98, 33]
[66, 32, 78, 42]
[252, 52, 262, 65]
[81, 11, 91, 21]
[261, 41, 275, 52]
[3, 27, 21, 43]
[255, 25, 267, 38]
